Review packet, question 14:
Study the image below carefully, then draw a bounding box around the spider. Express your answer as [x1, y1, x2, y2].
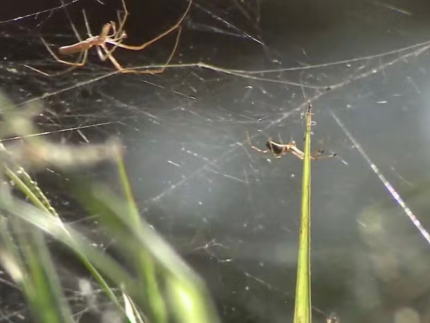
[247, 132, 337, 161]
[26, 0, 193, 76]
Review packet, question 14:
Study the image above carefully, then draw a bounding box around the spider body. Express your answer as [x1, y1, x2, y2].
[264, 140, 309, 160]
[58, 23, 119, 56]
[249, 134, 336, 161]
[266, 140, 285, 155]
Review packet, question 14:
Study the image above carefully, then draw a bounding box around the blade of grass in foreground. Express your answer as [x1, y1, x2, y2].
[70, 152, 221, 323]
[0, 217, 74, 323]
[293, 102, 313, 323]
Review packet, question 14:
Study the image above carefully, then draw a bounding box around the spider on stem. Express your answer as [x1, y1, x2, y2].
[247, 132, 337, 161]
[26, 0, 193, 76]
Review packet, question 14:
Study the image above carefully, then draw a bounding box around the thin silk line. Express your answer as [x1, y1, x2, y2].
[330, 110, 430, 245]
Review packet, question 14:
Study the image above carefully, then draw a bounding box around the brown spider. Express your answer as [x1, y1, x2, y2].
[247, 132, 336, 160]
[26, 0, 192, 76]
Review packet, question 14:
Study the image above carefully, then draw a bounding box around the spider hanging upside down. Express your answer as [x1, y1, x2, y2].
[247, 132, 337, 161]
[26, 0, 193, 76]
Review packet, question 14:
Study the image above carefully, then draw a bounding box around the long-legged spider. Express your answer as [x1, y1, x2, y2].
[26, 0, 193, 76]
[247, 132, 337, 161]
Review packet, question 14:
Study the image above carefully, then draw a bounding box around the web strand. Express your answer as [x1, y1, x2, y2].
[330, 110, 430, 245]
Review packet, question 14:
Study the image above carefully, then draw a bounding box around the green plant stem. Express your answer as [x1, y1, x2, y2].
[293, 102, 312, 323]
[116, 152, 168, 323]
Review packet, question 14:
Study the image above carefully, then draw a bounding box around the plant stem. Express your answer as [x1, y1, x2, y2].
[293, 102, 312, 323]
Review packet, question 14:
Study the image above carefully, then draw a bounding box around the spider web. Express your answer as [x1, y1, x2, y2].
[1, 0, 430, 322]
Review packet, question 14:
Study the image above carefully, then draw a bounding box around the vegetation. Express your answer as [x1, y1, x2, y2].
[0, 92, 315, 323]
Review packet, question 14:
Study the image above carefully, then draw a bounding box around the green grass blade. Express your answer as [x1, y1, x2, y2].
[0, 217, 75, 323]
[293, 102, 313, 323]
[0, 90, 220, 323]
[4, 167, 122, 309]
[4, 165, 53, 216]
[0, 195, 137, 302]
[72, 182, 220, 323]
[115, 149, 168, 323]
[0, 90, 123, 313]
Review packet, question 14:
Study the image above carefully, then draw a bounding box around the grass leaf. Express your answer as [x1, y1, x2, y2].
[294, 102, 313, 323]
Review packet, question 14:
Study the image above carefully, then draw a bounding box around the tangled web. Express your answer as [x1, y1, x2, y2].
[1, 0, 430, 322]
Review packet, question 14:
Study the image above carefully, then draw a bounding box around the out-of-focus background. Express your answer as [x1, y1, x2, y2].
[1, 0, 430, 322]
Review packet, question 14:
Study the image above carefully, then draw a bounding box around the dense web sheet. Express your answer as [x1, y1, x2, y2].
[2, 0, 430, 322]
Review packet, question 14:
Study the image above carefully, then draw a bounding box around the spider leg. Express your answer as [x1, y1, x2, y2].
[25, 7, 92, 76]
[99, 29, 127, 62]
[112, 0, 192, 51]
[99, 19, 127, 62]
[106, 22, 117, 38]
[288, 143, 306, 160]
[99, 0, 186, 73]
[287, 140, 297, 147]
[82, 10, 94, 38]
[251, 146, 270, 154]
[99, 41, 160, 75]
[25, 38, 88, 76]
[96, 45, 107, 62]
[311, 152, 337, 160]
[99, 43, 126, 72]
[121, 27, 182, 74]
[309, 147, 337, 160]
[89, 2, 126, 63]
[25, 57, 85, 77]
[115, 0, 130, 37]
[42, 38, 88, 67]
[290, 150, 305, 160]
[246, 131, 270, 154]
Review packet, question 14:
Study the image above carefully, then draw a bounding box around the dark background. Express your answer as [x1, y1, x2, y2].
[2, 0, 430, 322]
